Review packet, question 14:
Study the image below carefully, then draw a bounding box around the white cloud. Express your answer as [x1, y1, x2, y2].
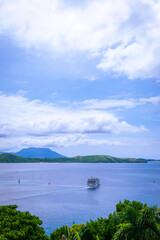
[2, 133, 159, 157]
[0, 0, 160, 79]
[97, 40, 160, 79]
[0, 134, 126, 152]
[97, 1, 160, 79]
[0, 93, 146, 151]
[0, 0, 122, 51]
[140, 96, 160, 105]
[81, 96, 160, 110]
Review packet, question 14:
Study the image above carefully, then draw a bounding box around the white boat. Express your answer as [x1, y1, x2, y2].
[87, 178, 100, 188]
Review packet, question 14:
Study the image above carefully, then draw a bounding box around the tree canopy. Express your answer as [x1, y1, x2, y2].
[0, 205, 49, 240]
[50, 200, 160, 240]
[1, 200, 160, 240]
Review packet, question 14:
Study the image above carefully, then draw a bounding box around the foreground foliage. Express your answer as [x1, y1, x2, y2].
[50, 200, 160, 240]
[1, 200, 160, 240]
[0, 205, 49, 240]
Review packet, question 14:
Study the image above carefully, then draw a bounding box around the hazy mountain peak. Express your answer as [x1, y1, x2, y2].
[15, 147, 65, 158]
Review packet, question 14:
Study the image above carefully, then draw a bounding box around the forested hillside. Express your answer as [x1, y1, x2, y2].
[0, 153, 149, 163]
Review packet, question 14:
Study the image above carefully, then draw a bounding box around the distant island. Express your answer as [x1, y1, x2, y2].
[0, 147, 158, 163]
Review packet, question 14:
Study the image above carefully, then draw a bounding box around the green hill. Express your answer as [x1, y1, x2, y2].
[0, 153, 150, 163]
[68, 155, 148, 163]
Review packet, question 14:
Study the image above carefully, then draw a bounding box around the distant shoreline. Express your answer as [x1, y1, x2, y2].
[0, 153, 158, 163]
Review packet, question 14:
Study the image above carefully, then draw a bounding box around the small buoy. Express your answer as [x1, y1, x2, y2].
[48, 182, 50, 185]
[18, 179, 20, 184]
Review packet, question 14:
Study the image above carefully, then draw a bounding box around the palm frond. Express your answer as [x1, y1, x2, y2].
[113, 223, 134, 240]
[73, 229, 81, 240]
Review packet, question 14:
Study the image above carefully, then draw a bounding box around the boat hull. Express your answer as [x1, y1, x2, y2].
[87, 184, 100, 189]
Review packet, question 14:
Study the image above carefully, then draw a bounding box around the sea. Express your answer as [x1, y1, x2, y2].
[0, 162, 160, 236]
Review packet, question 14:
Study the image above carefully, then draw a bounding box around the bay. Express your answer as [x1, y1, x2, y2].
[0, 162, 160, 236]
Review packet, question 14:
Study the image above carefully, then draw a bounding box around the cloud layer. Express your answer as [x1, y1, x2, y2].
[2, 92, 160, 153]
[81, 96, 160, 110]
[0, 0, 160, 79]
[0, 93, 145, 138]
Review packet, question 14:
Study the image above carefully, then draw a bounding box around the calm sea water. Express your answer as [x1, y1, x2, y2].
[0, 162, 160, 236]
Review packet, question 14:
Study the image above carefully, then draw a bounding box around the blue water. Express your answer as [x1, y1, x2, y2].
[0, 162, 160, 236]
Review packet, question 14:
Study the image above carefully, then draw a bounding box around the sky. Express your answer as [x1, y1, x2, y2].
[0, 0, 160, 159]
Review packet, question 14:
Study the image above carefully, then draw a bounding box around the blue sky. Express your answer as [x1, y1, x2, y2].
[0, 0, 160, 158]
